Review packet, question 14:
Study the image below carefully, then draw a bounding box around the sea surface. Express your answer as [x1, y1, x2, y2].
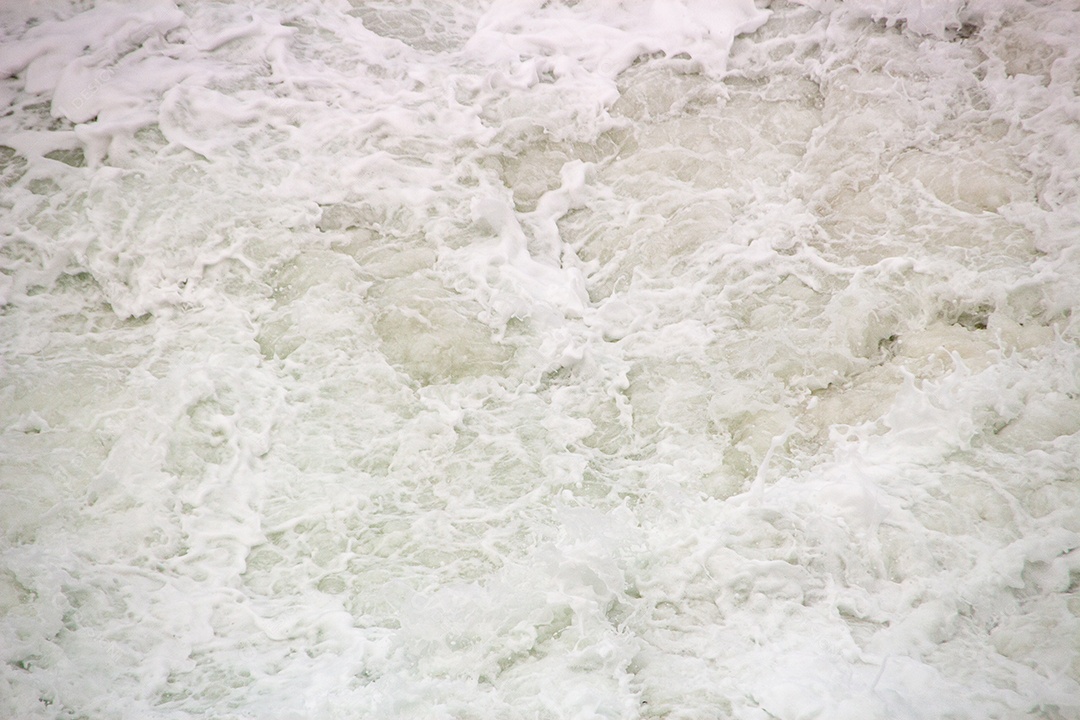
[1, 0, 1079, 718]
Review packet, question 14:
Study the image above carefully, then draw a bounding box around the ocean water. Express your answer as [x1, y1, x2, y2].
[1, 0, 1079, 717]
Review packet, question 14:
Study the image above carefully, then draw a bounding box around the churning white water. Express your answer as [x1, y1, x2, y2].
[2, 0, 1079, 717]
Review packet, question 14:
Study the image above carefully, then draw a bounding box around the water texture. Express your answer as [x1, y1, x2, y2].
[1, 0, 1079, 718]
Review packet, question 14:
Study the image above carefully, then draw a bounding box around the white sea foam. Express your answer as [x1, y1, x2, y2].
[2, 0, 1079, 718]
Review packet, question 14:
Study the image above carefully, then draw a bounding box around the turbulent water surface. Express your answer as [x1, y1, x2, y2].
[2, 0, 1079, 717]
